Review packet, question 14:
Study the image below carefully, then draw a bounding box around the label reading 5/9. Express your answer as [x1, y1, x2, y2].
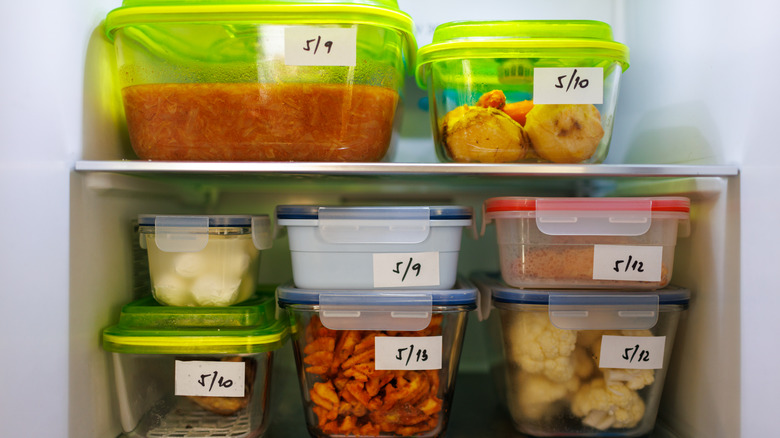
[175, 360, 245, 398]
[592, 245, 664, 282]
[374, 336, 443, 371]
[372, 252, 440, 288]
[284, 26, 357, 67]
[598, 335, 666, 370]
[533, 67, 604, 104]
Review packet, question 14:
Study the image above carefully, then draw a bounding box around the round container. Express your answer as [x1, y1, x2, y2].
[276, 205, 473, 290]
[474, 274, 690, 437]
[416, 20, 629, 164]
[102, 292, 289, 438]
[277, 282, 476, 437]
[138, 214, 272, 306]
[105, 0, 417, 161]
[482, 197, 690, 290]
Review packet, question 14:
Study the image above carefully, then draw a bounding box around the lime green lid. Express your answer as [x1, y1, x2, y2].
[102, 290, 289, 355]
[105, 0, 417, 69]
[416, 20, 629, 88]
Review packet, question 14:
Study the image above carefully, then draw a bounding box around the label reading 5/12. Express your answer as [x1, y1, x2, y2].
[372, 252, 440, 288]
[533, 67, 604, 104]
[592, 245, 663, 282]
[598, 335, 666, 369]
[175, 360, 245, 398]
[284, 26, 357, 67]
[374, 336, 443, 371]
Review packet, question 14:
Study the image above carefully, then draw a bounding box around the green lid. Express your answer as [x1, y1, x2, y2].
[102, 290, 289, 355]
[416, 20, 629, 89]
[105, 0, 417, 70]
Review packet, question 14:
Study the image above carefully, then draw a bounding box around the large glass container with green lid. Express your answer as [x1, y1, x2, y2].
[102, 291, 289, 438]
[104, 0, 417, 162]
[415, 20, 629, 164]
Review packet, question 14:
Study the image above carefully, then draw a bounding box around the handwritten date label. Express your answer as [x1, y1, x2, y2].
[372, 252, 440, 288]
[375, 336, 442, 371]
[284, 26, 357, 67]
[175, 360, 245, 397]
[592, 245, 663, 282]
[532, 67, 604, 104]
[598, 335, 666, 370]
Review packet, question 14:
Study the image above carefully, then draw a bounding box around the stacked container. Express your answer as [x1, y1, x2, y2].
[478, 196, 692, 437]
[104, 0, 417, 162]
[275, 205, 477, 437]
[415, 20, 629, 164]
[103, 215, 287, 438]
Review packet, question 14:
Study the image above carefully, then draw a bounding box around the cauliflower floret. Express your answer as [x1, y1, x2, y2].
[509, 372, 579, 421]
[571, 378, 646, 430]
[505, 311, 578, 382]
[573, 345, 595, 380]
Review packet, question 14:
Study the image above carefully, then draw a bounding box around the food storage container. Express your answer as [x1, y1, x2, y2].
[276, 281, 476, 437]
[102, 292, 289, 438]
[276, 205, 473, 289]
[415, 20, 629, 164]
[482, 197, 690, 290]
[138, 214, 272, 306]
[104, 0, 416, 161]
[474, 273, 689, 437]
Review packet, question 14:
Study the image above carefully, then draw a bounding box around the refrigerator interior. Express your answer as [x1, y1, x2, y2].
[1, 0, 778, 437]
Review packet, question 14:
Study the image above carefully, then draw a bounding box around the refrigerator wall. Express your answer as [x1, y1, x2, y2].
[0, 0, 777, 437]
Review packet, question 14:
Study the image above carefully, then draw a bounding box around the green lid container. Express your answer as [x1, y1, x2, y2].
[102, 291, 289, 355]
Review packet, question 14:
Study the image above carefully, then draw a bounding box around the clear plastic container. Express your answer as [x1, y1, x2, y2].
[276, 282, 476, 437]
[105, 0, 416, 161]
[138, 214, 272, 306]
[276, 205, 473, 289]
[482, 197, 690, 290]
[102, 292, 289, 438]
[416, 20, 629, 164]
[473, 273, 689, 437]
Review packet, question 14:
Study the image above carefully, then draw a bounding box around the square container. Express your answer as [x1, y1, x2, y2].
[102, 292, 290, 438]
[105, 0, 416, 161]
[138, 214, 272, 306]
[415, 20, 629, 164]
[482, 197, 690, 290]
[474, 274, 690, 437]
[276, 281, 476, 437]
[276, 205, 473, 289]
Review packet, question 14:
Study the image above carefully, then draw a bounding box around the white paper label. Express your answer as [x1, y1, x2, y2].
[533, 67, 604, 104]
[374, 336, 442, 371]
[598, 335, 666, 369]
[372, 252, 440, 288]
[592, 245, 663, 282]
[284, 26, 357, 67]
[174, 360, 245, 397]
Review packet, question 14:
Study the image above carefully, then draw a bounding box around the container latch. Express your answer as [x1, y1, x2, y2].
[154, 216, 209, 253]
[320, 292, 433, 331]
[318, 207, 431, 244]
[548, 294, 660, 330]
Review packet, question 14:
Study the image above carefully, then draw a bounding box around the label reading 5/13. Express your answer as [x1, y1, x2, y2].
[372, 252, 440, 288]
[592, 245, 664, 282]
[598, 335, 666, 369]
[284, 26, 357, 67]
[374, 336, 443, 371]
[533, 67, 604, 104]
[175, 360, 245, 398]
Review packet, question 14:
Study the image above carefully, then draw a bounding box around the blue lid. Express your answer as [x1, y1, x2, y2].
[277, 281, 478, 306]
[275, 205, 473, 221]
[138, 214, 259, 227]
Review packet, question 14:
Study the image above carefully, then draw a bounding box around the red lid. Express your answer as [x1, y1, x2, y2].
[484, 197, 690, 213]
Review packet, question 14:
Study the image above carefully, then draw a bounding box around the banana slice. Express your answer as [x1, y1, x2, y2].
[441, 105, 531, 163]
[524, 104, 604, 163]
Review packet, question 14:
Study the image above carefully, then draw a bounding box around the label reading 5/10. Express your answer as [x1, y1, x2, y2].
[175, 360, 245, 398]
[372, 252, 440, 288]
[592, 245, 663, 282]
[374, 336, 443, 371]
[533, 67, 604, 104]
[284, 26, 357, 67]
[598, 335, 666, 369]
